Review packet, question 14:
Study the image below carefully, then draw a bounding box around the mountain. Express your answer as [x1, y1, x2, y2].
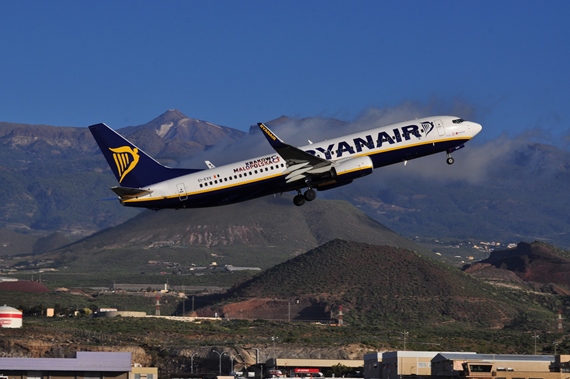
[0, 110, 245, 253]
[463, 241, 570, 294]
[2, 111, 570, 256]
[39, 197, 432, 282]
[323, 139, 570, 248]
[119, 109, 245, 160]
[197, 239, 554, 328]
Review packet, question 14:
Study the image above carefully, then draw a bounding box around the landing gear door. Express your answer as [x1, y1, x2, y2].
[435, 119, 445, 136]
[176, 183, 188, 201]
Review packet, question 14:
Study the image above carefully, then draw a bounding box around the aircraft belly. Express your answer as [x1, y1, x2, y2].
[122, 176, 290, 209]
[368, 138, 470, 168]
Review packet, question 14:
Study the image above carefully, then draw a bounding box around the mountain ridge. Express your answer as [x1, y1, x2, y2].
[2, 110, 570, 255]
[463, 241, 570, 294]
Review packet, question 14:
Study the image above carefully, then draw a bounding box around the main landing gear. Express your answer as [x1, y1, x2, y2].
[293, 188, 317, 206]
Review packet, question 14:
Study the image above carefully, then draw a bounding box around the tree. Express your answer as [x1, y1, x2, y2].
[330, 364, 351, 378]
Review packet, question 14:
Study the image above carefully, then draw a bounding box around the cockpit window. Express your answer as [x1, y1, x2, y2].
[452, 119, 464, 124]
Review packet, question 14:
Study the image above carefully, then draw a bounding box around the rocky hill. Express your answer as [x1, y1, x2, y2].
[463, 241, 570, 294]
[194, 239, 557, 328]
[30, 197, 433, 285]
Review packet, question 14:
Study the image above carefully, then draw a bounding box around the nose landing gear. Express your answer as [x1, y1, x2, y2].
[446, 150, 455, 165]
[446, 144, 465, 165]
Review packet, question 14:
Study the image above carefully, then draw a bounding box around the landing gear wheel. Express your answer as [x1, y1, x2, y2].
[304, 188, 317, 201]
[446, 156, 455, 165]
[293, 194, 306, 206]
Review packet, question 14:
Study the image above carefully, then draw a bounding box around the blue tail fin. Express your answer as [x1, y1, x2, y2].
[89, 123, 202, 188]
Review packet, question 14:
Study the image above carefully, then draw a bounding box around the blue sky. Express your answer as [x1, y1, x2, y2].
[1, 1, 569, 143]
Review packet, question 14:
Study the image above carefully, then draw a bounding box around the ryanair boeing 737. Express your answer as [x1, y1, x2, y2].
[89, 116, 482, 208]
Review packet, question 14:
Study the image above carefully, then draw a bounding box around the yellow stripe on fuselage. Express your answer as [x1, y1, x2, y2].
[121, 135, 470, 204]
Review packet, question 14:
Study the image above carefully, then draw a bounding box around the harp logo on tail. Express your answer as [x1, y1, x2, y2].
[109, 146, 140, 183]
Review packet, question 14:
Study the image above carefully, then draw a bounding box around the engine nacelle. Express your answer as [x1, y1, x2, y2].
[332, 156, 373, 180]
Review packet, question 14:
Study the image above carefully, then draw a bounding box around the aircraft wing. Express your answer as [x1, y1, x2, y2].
[258, 123, 332, 183]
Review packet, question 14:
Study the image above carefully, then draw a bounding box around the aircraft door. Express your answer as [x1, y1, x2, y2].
[176, 183, 188, 201]
[435, 119, 445, 136]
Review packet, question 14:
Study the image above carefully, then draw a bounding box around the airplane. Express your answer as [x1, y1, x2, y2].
[89, 116, 482, 208]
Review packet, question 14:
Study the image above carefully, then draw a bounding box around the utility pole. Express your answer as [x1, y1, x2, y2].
[401, 331, 409, 351]
[230, 354, 236, 374]
[191, 352, 198, 373]
[271, 336, 278, 369]
[532, 333, 539, 355]
[214, 350, 226, 375]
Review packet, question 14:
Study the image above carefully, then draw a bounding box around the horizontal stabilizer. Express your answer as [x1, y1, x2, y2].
[111, 186, 153, 199]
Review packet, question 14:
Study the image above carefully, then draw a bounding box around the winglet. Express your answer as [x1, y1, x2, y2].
[257, 122, 330, 167]
[258, 123, 289, 149]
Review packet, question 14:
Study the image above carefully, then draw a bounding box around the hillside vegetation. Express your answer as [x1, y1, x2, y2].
[205, 239, 557, 328]
[26, 197, 432, 288]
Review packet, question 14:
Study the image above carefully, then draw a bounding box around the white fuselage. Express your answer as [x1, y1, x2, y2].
[120, 115, 481, 208]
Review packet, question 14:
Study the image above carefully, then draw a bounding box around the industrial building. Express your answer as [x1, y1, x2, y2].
[364, 351, 471, 379]
[0, 351, 157, 379]
[363, 351, 570, 379]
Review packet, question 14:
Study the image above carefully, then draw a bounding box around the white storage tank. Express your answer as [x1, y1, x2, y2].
[0, 305, 23, 328]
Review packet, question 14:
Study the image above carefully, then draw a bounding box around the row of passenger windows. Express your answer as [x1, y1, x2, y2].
[198, 163, 286, 188]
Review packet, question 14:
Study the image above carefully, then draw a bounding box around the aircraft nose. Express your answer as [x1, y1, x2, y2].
[470, 122, 482, 136]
